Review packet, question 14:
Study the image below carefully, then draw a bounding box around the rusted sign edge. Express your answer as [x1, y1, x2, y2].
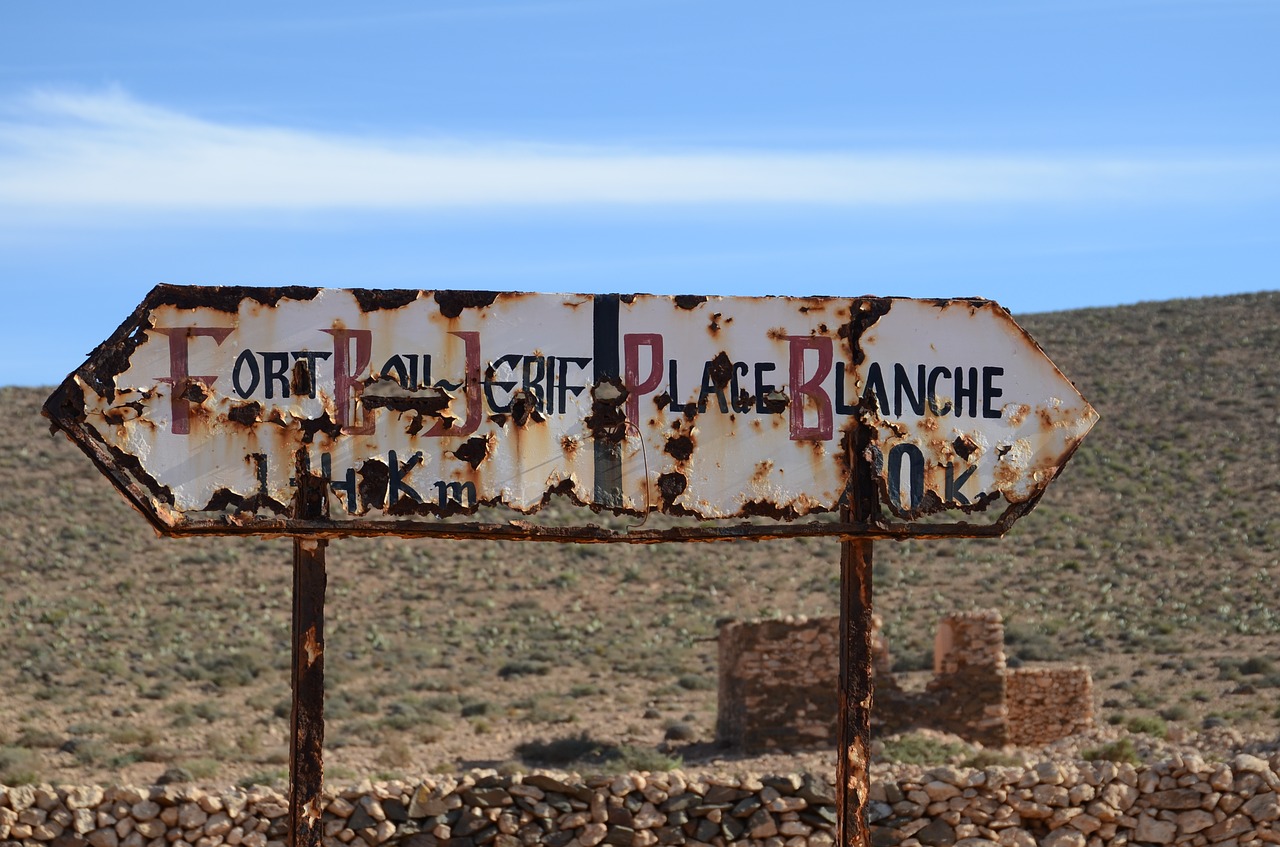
[151, 516, 1019, 542]
[43, 285, 1094, 541]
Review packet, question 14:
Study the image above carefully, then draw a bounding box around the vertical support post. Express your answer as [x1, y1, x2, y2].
[290, 536, 327, 847]
[837, 427, 875, 847]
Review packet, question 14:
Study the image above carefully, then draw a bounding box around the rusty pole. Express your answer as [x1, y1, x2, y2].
[289, 460, 327, 847]
[289, 537, 326, 847]
[837, 428, 875, 847]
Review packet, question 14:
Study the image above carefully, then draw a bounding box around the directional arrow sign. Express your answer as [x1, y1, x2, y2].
[44, 286, 1096, 539]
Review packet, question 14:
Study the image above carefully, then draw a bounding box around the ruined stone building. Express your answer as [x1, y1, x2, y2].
[716, 609, 1093, 751]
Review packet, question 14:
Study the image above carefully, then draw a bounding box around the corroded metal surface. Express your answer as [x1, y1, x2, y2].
[43, 286, 1097, 539]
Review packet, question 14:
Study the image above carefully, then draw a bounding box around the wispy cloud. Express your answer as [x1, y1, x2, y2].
[0, 88, 1275, 218]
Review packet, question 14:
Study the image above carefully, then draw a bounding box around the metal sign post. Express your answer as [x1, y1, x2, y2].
[837, 427, 876, 847]
[44, 286, 1098, 847]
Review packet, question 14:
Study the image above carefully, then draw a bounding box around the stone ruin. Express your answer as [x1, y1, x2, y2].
[715, 609, 1093, 752]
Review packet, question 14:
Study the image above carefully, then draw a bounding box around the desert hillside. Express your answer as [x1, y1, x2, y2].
[1, 291, 1278, 787]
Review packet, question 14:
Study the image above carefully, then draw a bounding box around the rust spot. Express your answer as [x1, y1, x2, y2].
[291, 358, 313, 397]
[435, 290, 499, 319]
[766, 327, 788, 341]
[103, 401, 145, 424]
[619, 293, 638, 305]
[405, 414, 425, 436]
[674, 295, 707, 310]
[708, 312, 722, 334]
[759, 389, 789, 414]
[510, 392, 546, 427]
[454, 436, 490, 469]
[739, 499, 802, 521]
[363, 388, 451, 416]
[664, 435, 693, 462]
[848, 298, 892, 366]
[953, 434, 978, 461]
[708, 351, 733, 388]
[561, 435, 579, 454]
[228, 401, 262, 426]
[584, 378, 628, 443]
[357, 459, 390, 511]
[299, 412, 343, 444]
[751, 459, 774, 485]
[182, 381, 208, 403]
[656, 472, 687, 506]
[352, 289, 419, 311]
[1007, 404, 1031, 426]
[154, 284, 321, 313]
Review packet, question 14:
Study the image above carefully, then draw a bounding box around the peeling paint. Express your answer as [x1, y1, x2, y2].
[43, 286, 1096, 541]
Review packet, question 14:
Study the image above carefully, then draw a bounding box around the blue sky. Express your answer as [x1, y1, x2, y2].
[2, 1, 1277, 387]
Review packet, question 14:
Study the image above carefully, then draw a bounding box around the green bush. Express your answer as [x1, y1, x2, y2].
[0, 746, 42, 785]
[879, 733, 973, 765]
[1083, 738, 1140, 765]
[1125, 715, 1168, 738]
[515, 732, 607, 766]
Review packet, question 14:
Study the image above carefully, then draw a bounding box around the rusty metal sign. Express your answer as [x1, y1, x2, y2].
[43, 286, 1096, 540]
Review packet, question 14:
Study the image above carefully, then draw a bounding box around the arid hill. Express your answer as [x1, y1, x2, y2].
[1, 291, 1277, 786]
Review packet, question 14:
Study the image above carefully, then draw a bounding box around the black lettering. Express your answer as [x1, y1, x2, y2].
[545, 355, 556, 415]
[434, 480, 477, 507]
[753, 362, 777, 414]
[945, 461, 975, 505]
[927, 366, 952, 415]
[557, 357, 590, 414]
[862, 362, 890, 415]
[387, 450, 423, 505]
[522, 356, 546, 412]
[697, 360, 729, 414]
[483, 354, 521, 414]
[887, 443, 925, 511]
[290, 351, 331, 399]
[232, 350, 260, 399]
[667, 360, 696, 416]
[322, 453, 358, 514]
[894, 363, 925, 417]
[251, 453, 268, 498]
[730, 362, 751, 412]
[835, 362, 858, 415]
[955, 366, 978, 418]
[982, 366, 1004, 418]
[261, 352, 290, 399]
[380, 354, 415, 389]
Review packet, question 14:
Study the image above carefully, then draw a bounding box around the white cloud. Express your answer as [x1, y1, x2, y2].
[0, 88, 1275, 216]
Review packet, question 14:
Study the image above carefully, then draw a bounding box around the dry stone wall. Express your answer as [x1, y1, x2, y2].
[716, 618, 839, 752]
[1006, 667, 1094, 748]
[2, 751, 1277, 847]
[717, 610, 1091, 752]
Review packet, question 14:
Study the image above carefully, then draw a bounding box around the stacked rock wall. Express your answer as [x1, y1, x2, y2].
[2, 752, 1277, 847]
[716, 618, 840, 752]
[1006, 667, 1095, 747]
[926, 612, 1009, 748]
[717, 610, 1090, 752]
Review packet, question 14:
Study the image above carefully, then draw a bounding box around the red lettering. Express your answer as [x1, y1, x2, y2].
[623, 333, 664, 426]
[153, 326, 233, 434]
[787, 336, 833, 440]
[323, 328, 374, 434]
[426, 331, 482, 437]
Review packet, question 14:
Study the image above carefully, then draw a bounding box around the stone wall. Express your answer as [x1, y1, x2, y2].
[1006, 667, 1094, 748]
[716, 618, 840, 753]
[925, 612, 1008, 748]
[716, 610, 1090, 752]
[2, 751, 1277, 847]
